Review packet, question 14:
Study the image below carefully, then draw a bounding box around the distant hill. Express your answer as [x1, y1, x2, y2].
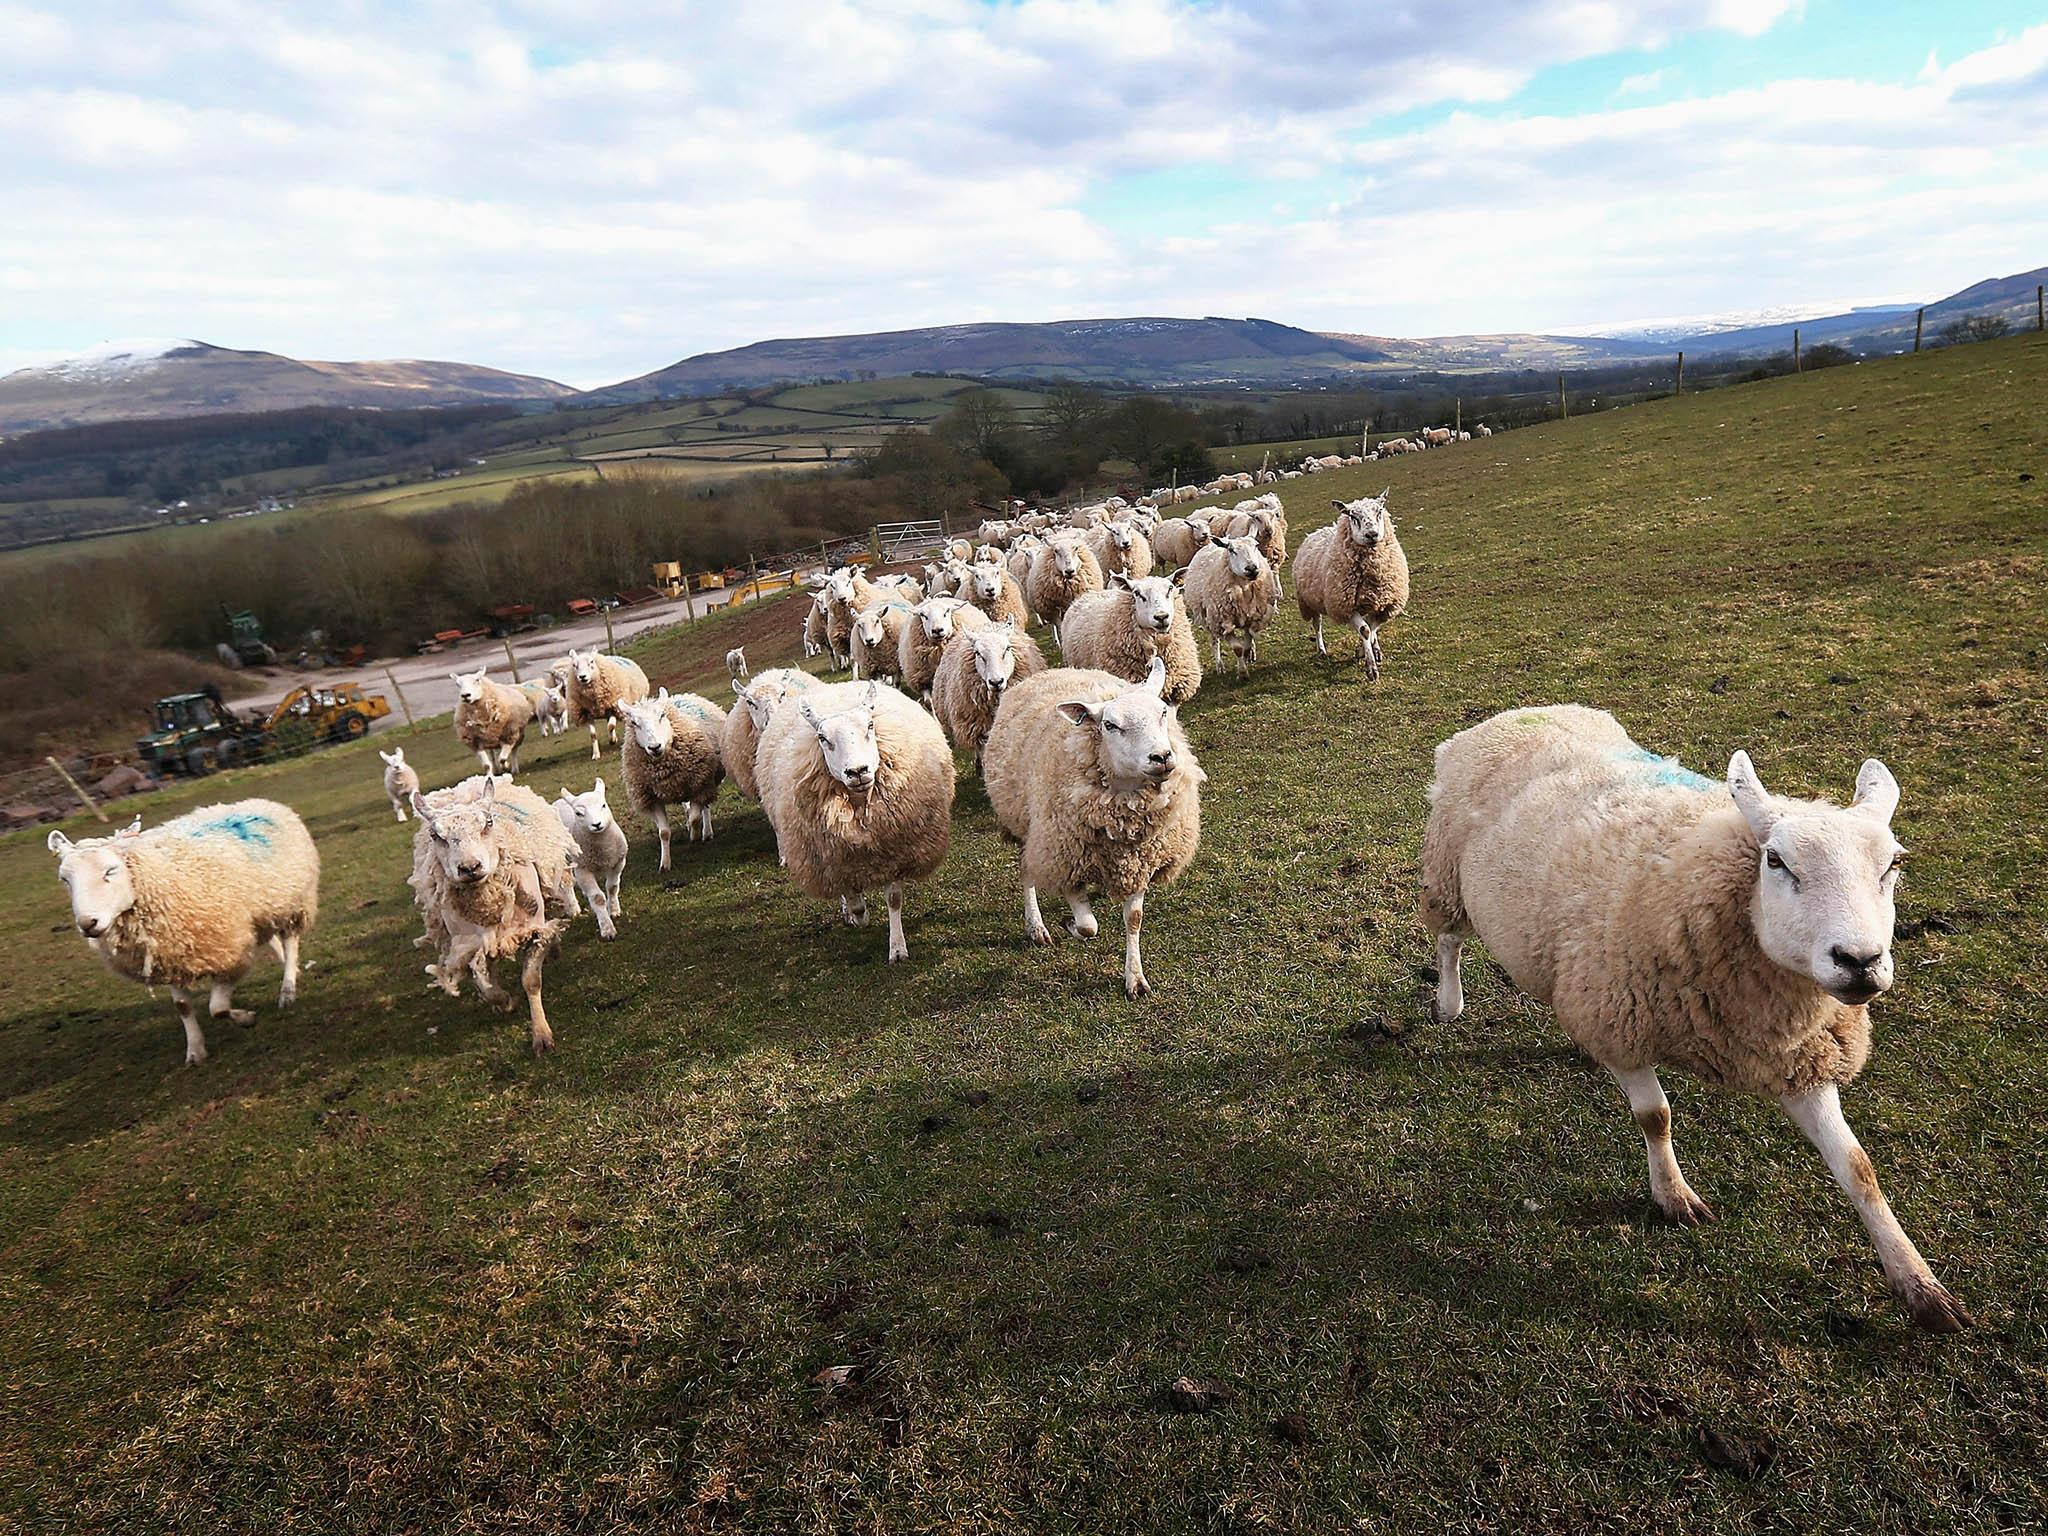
[0, 340, 574, 435]
[1665, 265, 2047, 357]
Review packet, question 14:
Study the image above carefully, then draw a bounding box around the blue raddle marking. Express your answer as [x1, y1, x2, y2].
[186, 811, 276, 849]
[1620, 745, 1716, 792]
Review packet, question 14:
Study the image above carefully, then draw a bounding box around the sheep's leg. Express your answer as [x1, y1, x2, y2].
[277, 932, 300, 1007]
[579, 870, 618, 939]
[653, 806, 672, 871]
[562, 872, 583, 916]
[1779, 1085, 1971, 1331]
[522, 944, 555, 1054]
[587, 722, 601, 761]
[169, 986, 207, 1066]
[698, 802, 714, 842]
[476, 749, 495, 773]
[1607, 1065, 1713, 1226]
[1064, 893, 1098, 940]
[1431, 933, 1463, 1023]
[885, 882, 908, 963]
[209, 978, 256, 1026]
[392, 798, 408, 823]
[608, 716, 620, 746]
[1213, 637, 1224, 670]
[1313, 615, 1328, 657]
[1121, 892, 1150, 999]
[1023, 886, 1052, 946]
[606, 867, 624, 920]
[839, 893, 869, 926]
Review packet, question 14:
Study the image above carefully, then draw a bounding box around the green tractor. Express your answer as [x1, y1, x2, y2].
[215, 606, 277, 669]
[137, 685, 272, 778]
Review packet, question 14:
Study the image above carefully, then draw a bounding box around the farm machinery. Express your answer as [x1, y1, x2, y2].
[137, 681, 390, 777]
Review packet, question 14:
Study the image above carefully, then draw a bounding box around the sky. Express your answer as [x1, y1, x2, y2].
[1, 0, 2044, 388]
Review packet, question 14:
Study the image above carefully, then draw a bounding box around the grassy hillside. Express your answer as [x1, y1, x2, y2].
[1, 336, 2043, 1531]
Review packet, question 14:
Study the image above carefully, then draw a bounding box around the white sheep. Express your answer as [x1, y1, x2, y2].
[452, 667, 536, 775]
[1293, 494, 1410, 680]
[803, 593, 830, 659]
[966, 558, 1033, 629]
[379, 746, 420, 821]
[822, 566, 880, 669]
[555, 778, 628, 940]
[1026, 534, 1104, 646]
[1149, 515, 1213, 569]
[930, 616, 1047, 769]
[725, 668, 820, 802]
[1222, 493, 1288, 568]
[850, 599, 914, 684]
[1057, 572, 1202, 704]
[1085, 519, 1154, 581]
[519, 680, 568, 737]
[1420, 705, 1969, 1332]
[565, 647, 652, 761]
[49, 800, 319, 1066]
[982, 657, 1203, 998]
[899, 597, 985, 703]
[756, 680, 956, 963]
[726, 646, 749, 685]
[619, 688, 727, 869]
[1475, 423, 1494, 438]
[1184, 535, 1281, 679]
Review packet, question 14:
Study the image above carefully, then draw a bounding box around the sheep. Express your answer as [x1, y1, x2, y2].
[520, 679, 569, 737]
[1475, 423, 1494, 438]
[983, 657, 1202, 998]
[850, 599, 915, 684]
[554, 778, 628, 940]
[756, 680, 956, 963]
[48, 801, 319, 1066]
[823, 567, 880, 669]
[379, 746, 420, 821]
[1057, 572, 1202, 704]
[725, 667, 820, 801]
[1085, 519, 1154, 581]
[1004, 535, 1043, 599]
[1455, 430, 1472, 443]
[1184, 535, 1281, 680]
[1222, 493, 1288, 568]
[900, 596, 985, 703]
[452, 667, 536, 775]
[1149, 515, 1213, 569]
[965, 558, 1033, 630]
[1422, 427, 1453, 447]
[803, 593, 830, 658]
[619, 688, 727, 869]
[726, 646, 749, 685]
[1026, 534, 1104, 644]
[1419, 706, 1969, 1331]
[873, 572, 926, 605]
[944, 537, 974, 562]
[1294, 493, 1410, 680]
[565, 647, 651, 761]
[409, 775, 577, 1055]
[931, 616, 1048, 769]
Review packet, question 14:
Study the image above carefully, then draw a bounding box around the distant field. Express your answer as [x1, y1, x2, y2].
[3, 334, 2043, 1530]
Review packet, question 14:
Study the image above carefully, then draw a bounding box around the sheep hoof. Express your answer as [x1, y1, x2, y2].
[1655, 1187, 1716, 1227]
[1125, 974, 1151, 1000]
[1901, 1277, 1973, 1332]
[887, 942, 909, 963]
[1064, 917, 1097, 940]
[1027, 921, 1054, 947]
[211, 1007, 256, 1026]
[531, 1031, 556, 1055]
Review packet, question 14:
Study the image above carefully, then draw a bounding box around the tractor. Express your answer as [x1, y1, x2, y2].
[137, 681, 390, 777]
[215, 606, 277, 669]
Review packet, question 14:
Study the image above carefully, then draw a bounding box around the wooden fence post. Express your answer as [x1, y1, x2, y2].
[1793, 329, 1801, 373]
[383, 667, 415, 727]
[502, 638, 521, 682]
[2038, 285, 2044, 332]
[603, 604, 616, 654]
[684, 584, 697, 622]
[1914, 309, 1924, 353]
[1454, 399, 1462, 433]
[1675, 352, 1684, 395]
[1557, 374, 1567, 420]
[47, 757, 108, 822]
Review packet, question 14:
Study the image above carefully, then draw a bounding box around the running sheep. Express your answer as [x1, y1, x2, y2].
[931, 617, 1048, 770]
[565, 647, 652, 761]
[726, 647, 749, 685]
[850, 599, 915, 684]
[803, 593, 830, 659]
[982, 657, 1203, 999]
[48, 801, 319, 1067]
[519, 680, 568, 737]
[1420, 705, 1969, 1332]
[1293, 493, 1410, 680]
[724, 668, 820, 802]
[1222, 493, 1288, 568]
[379, 746, 420, 822]
[1149, 515, 1213, 569]
[900, 597, 985, 703]
[409, 775, 577, 1055]
[1184, 535, 1281, 679]
[452, 667, 536, 775]
[822, 567, 880, 670]
[619, 688, 727, 869]
[555, 778, 628, 940]
[966, 558, 1033, 630]
[1057, 572, 1203, 704]
[756, 680, 956, 964]
[1025, 534, 1104, 645]
[1085, 520, 1154, 581]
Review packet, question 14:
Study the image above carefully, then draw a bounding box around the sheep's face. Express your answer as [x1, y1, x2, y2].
[853, 608, 889, 650]
[621, 695, 676, 756]
[801, 689, 882, 791]
[452, 669, 488, 704]
[1119, 573, 1181, 635]
[969, 562, 1006, 603]
[570, 649, 601, 684]
[558, 780, 613, 836]
[1181, 517, 1212, 547]
[48, 833, 136, 937]
[727, 647, 746, 669]
[1220, 537, 1269, 583]
[1050, 541, 1084, 580]
[1335, 495, 1391, 548]
[1057, 659, 1178, 787]
[379, 747, 406, 768]
[1107, 523, 1135, 552]
[1730, 752, 1905, 1005]
[918, 599, 963, 641]
[739, 679, 791, 731]
[415, 788, 502, 886]
[967, 624, 1020, 693]
[826, 568, 858, 604]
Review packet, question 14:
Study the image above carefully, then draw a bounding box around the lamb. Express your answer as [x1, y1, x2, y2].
[803, 593, 830, 658]
[944, 537, 974, 562]
[1085, 519, 1154, 581]
[1149, 515, 1213, 569]
[1419, 706, 1969, 1332]
[726, 646, 749, 685]
[48, 801, 319, 1066]
[565, 647, 652, 761]
[966, 558, 1033, 630]
[756, 680, 956, 963]
[409, 775, 577, 1055]
[1422, 426, 1453, 447]
[1057, 572, 1203, 704]
[850, 599, 915, 683]
[823, 567, 880, 669]
[1222, 493, 1288, 568]
[725, 667, 820, 801]
[379, 746, 420, 821]
[554, 778, 628, 940]
[900, 597, 985, 703]
[619, 688, 727, 869]
[1293, 493, 1410, 680]
[931, 616, 1047, 769]
[452, 667, 536, 775]
[1184, 535, 1281, 680]
[519, 680, 569, 737]
[1475, 423, 1494, 438]
[983, 657, 1203, 999]
[1025, 534, 1104, 644]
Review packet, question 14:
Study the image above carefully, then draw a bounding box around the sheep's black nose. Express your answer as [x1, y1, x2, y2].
[1831, 945, 1884, 972]
[78, 918, 101, 936]
[458, 861, 484, 877]
[1148, 750, 1174, 767]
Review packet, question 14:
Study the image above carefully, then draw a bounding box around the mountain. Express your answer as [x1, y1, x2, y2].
[1662, 265, 2046, 357]
[0, 340, 574, 435]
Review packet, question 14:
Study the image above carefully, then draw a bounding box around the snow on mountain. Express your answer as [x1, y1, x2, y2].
[26, 338, 203, 382]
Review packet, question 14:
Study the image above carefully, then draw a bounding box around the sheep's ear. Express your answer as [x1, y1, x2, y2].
[657, 686, 670, 702]
[118, 815, 142, 837]
[863, 681, 880, 710]
[1110, 572, 1133, 591]
[409, 790, 432, 820]
[46, 829, 72, 855]
[1727, 750, 1776, 840]
[1330, 499, 1348, 511]
[1142, 656, 1168, 696]
[1001, 615, 1016, 631]
[1169, 566, 1188, 589]
[1378, 486, 1392, 502]
[1056, 699, 1100, 727]
[393, 746, 406, 762]
[592, 775, 606, 798]
[480, 776, 499, 801]
[1851, 759, 1900, 826]
[799, 699, 822, 730]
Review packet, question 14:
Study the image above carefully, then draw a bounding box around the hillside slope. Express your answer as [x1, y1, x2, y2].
[1, 334, 2043, 1530]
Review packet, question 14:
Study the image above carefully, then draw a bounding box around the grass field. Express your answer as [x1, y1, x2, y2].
[2, 337, 2044, 1530]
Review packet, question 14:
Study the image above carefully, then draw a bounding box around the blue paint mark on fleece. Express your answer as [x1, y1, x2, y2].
[1620, 745, 1717, 792]
[186, 811, 276, 849]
